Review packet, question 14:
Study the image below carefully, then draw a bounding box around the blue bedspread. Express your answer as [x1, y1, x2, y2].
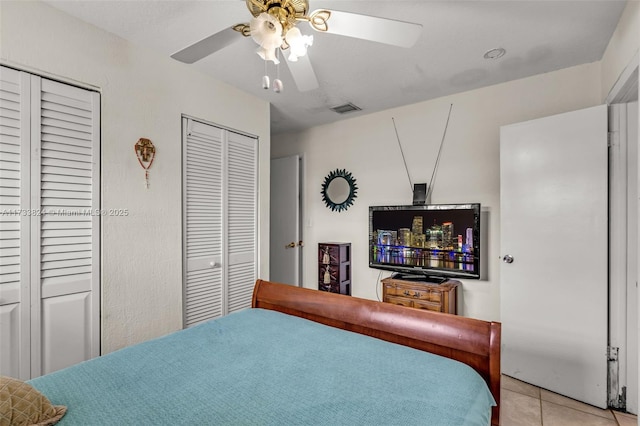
[30, 308, 495, 425]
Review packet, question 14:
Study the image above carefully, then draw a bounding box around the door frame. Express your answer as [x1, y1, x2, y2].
[606, 51, 639, 414]
[298, 154, 304, 285]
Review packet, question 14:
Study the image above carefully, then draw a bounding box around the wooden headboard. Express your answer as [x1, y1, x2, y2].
[252, 279, 501, 426]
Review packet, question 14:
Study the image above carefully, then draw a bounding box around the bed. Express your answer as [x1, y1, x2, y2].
[27, 279, 501, 425]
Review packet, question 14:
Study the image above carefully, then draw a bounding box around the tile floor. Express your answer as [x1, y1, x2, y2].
[501, 375, 638, 426]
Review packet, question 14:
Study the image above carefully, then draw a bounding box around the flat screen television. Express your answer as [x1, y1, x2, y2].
[369, 203, 481, 280]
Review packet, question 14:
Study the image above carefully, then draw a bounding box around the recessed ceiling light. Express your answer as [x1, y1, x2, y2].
[484, 48, 506, 60]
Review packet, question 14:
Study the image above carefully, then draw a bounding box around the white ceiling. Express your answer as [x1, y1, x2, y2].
[44, 0, 627, 135]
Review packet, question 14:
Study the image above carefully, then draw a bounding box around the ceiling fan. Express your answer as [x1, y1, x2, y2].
[171, 0, 423, 93]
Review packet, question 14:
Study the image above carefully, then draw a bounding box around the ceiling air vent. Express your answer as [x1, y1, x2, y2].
[330, 103, 361, 114]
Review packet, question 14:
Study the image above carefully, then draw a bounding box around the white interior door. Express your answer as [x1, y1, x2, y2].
[500, 104, 608, 408]
[269, 155, 301, 286]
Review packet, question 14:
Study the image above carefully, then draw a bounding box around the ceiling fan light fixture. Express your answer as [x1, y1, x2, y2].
[250, 13, 283, 48]
[285, 27, 313, 62]
[256, 46, 280, 64]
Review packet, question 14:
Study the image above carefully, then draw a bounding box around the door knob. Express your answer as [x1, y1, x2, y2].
[297, 241, 304, 247]
[502, 255, 514, 264]
[285, 242, 296, 248]
[209, 261, 220, 268]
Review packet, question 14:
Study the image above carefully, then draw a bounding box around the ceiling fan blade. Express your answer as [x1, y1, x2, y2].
[283, 53, 319, 92]
[314, 10, 422, 48]
[171, 27, 242, 64]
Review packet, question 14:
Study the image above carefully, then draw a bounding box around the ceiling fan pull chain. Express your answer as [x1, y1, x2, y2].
[262, 75, 271, 90]
[262, 60, 270, 89]
[273, 49, 283, 93]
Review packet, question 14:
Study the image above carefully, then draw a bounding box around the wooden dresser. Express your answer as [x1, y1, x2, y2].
[381, 277, 460, 314]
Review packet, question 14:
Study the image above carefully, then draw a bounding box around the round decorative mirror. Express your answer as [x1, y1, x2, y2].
[321, 169, 358, 212]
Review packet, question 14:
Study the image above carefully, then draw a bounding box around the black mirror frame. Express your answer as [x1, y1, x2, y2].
[321, 168, 358, 212]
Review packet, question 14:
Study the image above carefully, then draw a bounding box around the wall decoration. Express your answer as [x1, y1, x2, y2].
[134, 138, 156, 188]
[321, 168, 358, 212]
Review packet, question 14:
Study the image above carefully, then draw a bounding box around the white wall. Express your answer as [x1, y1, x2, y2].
[1, 1, 271, 353]
[272, 63, 601, 321]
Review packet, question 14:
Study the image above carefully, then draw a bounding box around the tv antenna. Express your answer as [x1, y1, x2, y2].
[391, 117, 413, 193]
[391, 103, 454, 203]
[426, 103, 454, 202]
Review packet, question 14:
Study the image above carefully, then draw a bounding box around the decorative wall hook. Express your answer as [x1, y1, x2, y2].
[134, 138, 156, 189]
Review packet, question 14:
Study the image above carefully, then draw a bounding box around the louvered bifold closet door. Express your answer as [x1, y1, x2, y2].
[0, 68, 99, 380]
[226, 131, 257, 313]
[0, 66, 31, 380]
[183, 118, 223, 327]
[32, 77, 100, 377]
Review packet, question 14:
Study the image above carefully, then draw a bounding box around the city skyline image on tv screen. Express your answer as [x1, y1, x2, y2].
[369, 204, 480, 278]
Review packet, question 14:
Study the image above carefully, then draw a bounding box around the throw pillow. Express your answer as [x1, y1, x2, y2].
[0, 376, 66, 426]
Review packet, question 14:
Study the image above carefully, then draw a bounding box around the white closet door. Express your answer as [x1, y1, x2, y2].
[183, 118, 257, 325]
[183, 118, 224, 327]
[0, 67, 99, 379]
[0, 66, 31, 380]
[226, 131, 257, 313]
[32, 76, 100, 376]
